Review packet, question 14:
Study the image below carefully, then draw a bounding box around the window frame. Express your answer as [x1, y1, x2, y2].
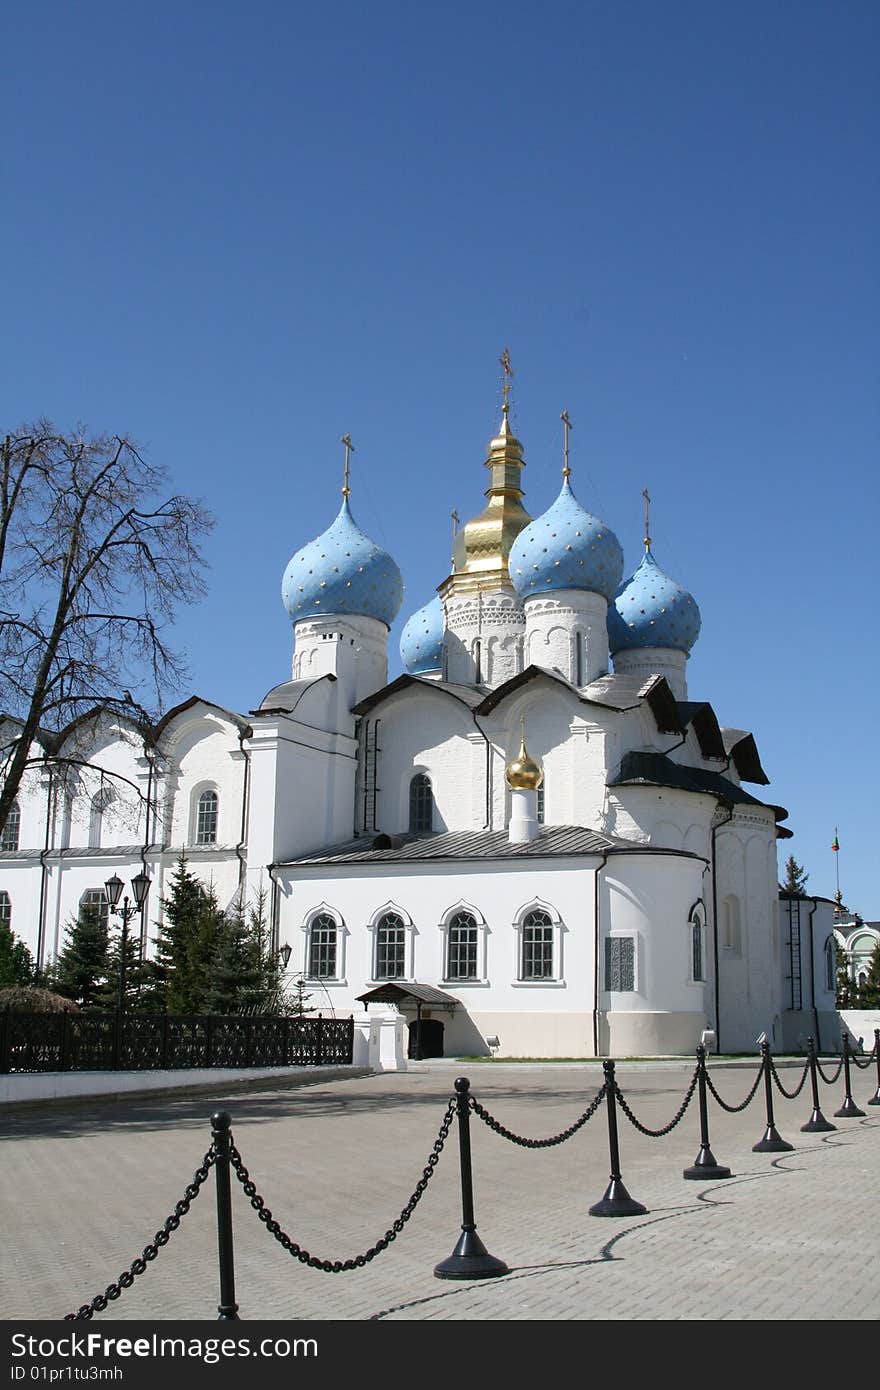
[368, 903, 415, 983]
[512, 900, 565, 987]
[0, 800, 21, 852]
[194, 787, 219, 846]
[0, 890, 11, 932]
[408, 772, 434, 835]
[604, 934, 637, 994]
[440, 902, 488, 985]
[688, 901, 706, 984]
[301, 905, 346, 985]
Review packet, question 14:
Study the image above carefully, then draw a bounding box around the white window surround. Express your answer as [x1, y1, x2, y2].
[686, 901, 707, 986]
[190, 783, 220, 846]
[299, 903, 347, 985]
[438, 901, 489, 986]
[603, 930, 641, 997]
[511, 899, 566, 987]
[366, 901, 417, 983]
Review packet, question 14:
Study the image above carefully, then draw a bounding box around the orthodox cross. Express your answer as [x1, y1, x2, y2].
[450, 508, 460, 569]
[561, 410, 572, 480]
[499, 347, 514, 414]
[341, 434, 354, 498]
[642, 486, 651, 552]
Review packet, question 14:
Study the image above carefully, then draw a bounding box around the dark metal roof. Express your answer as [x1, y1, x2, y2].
[355, 982, 462, 1009]
[284, 824, 622, 867]
[352, 675, 485, 717]
[610, 752, 787, 821]
[721, 728, 770, 785]
[676, 702, 727, 760]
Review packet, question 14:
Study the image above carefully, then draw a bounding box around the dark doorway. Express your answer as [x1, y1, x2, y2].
[408, 1018, 444, 1059]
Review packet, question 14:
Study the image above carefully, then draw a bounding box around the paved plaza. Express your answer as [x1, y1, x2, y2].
[1, 1060, 877, 1322]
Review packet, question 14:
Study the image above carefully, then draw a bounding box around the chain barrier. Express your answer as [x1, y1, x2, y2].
[849, 1044, 876, 1071]
[64, 1148, 217, 1320]
[469, 1083, 606, 1148]
[769, 1056, 810, 1100]
[815, 1055, 844, 1085]
[704, 1060, 764, 1113]
[614, 1066, 699, 1137]
[227, 1097, 456, 1271]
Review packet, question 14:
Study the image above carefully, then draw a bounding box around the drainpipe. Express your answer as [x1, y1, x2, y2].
[806, 896, 819, 1048]
[139, 750, 154, 956]
[235, 729, 252, 899]
[592, 849, 610, 1056]
[267, 862, 281, 954]
[468, 711, 492, 830]
[36, 762, 55, 969]
[710, 801, 734, 1053]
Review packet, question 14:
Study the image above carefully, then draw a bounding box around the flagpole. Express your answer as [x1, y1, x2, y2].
[832, 826, 841, 915]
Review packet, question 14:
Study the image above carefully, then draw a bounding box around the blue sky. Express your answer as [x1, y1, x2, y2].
[3, 2, 877, 914]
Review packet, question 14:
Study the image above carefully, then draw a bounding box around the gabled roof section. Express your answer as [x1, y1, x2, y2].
[475, 664, 576, 714]
[475, 666, 681, 734]
[252, 673, 337, 716]
[721, 728, 770, 785]
[610, 751, 788, 823]
[151, 696, 251, 745]
[676, 702, 727, 761]
[284, 824, 622, 866]
[51, 703, 151, 751]
[352, 675, 484, 717]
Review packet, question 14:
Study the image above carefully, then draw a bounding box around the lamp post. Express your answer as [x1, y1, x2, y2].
[104, 871, 151, 1014]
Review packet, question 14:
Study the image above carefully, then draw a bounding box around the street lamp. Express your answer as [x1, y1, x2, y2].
[278, 943, 292, 971]
[104, 871, 151, 1014]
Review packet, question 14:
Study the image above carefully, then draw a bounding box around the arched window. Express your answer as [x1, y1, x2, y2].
[374, 911, 406, 979]
[446, 911, 478, 981]
[307, 913, 338, 979]
[0, 800, 20, 851]
[88, 788, 114, 848]
[575, 631, 584, 687]
[722, 895, 741, 955]
[520, 908, 554, 980]
[0, 891, 11, 932]
[408, 774, 434, 834]
[690, 905, 705, 983]
[196, 789, 219, 845]
[536, 782, 545, 825]
[825, 937, 836, 992]
[79, 888, 109, 933]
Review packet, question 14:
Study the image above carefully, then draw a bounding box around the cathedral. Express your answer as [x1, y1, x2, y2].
[0, 370, 840, 1057]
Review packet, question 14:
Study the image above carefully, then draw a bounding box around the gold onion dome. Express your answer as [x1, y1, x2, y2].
[506, 727, 544, 791]
[439, 406, 532, 598]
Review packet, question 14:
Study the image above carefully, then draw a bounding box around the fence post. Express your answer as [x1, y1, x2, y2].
[211, 1112, 240, 1320]
[684, 1046, 731, 1179]
[801, 1037, 835, 1132]
[752, 1041, 794, 1152]
[0, 1006, 10, 1074]
[834, 1032, 866, 1118]
[315, 1013, 324, 1067]
[434, 1078, 508, 1280]
[589, 1060, 648, 1216]
[869, 1029, 880, 1107]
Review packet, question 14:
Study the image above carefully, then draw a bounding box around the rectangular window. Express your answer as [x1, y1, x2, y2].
[447, 923, 478, 980]
[521, 923, 554, 980]
[376, 925, 406, 979]
[308, 922, 337, 979]
[605, 936, 635, 992]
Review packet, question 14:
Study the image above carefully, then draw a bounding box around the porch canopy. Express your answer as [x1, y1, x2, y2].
[355, 982, 461, 1013]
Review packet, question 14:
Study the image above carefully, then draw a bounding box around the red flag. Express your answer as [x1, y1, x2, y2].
[832, 834, 839, 852]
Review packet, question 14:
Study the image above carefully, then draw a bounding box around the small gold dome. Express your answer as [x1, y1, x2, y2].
[506, 726, 543, 791]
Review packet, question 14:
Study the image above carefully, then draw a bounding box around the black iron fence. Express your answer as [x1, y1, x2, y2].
[0, 1009, 354, 1074]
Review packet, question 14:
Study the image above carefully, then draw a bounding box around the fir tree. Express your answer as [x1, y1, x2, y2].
[0, 917, 38, 989]
[855, 942, 880, 1009]
[49, 902, 109, 1008]
[835, 941, 853, 1008]
[151, 856, 227, 1014]
[781, 855, 809, 894]
[94, 923, 156, 1012]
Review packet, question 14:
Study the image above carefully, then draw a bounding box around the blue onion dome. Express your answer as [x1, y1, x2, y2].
[281, 497, 403, 628]
[607, 548, 701, 654]
[508, 480, 624, 600]
[400, 594, 444, 674]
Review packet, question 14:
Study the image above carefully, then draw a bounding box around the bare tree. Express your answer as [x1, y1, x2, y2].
[0, 422, 213, 833]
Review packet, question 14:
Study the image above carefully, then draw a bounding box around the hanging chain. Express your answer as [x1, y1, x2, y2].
[227, 1097, 456, 1271]
[64, 1148, 216, 1320]
[469, 1083, 607, 1147]
[849, 1043, 876, 1071]
[815, 1055, 844, 1085]
[705, 1061, 764, 1113]
[613, 1067, 699, 1137]
[768, 1056, 810, 1100]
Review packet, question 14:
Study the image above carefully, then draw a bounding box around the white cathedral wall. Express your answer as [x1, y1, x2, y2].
[246, 716, 358, 870]
[597, 851, 709, 1056]
[714, 813, 784, 1052]
[366, 691, 482, 834]
[523, 589, 610, 686]
[278, 857, 602, 1057]
[611, 646, 689, 701]
[442, 590, 525, 687]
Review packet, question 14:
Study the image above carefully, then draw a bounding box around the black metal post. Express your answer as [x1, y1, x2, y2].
[684, 1046, 731, 1179]
[801, 1037, 835, 1132]
[834, 1031, 866, 1118]
[211, 1112, 240, 1320]
[752, 1041, 794, 1152]
[869, 1029, 880, 1106]
[589, 1060, 648, 1216]
[435, 1078, 508, 1279]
